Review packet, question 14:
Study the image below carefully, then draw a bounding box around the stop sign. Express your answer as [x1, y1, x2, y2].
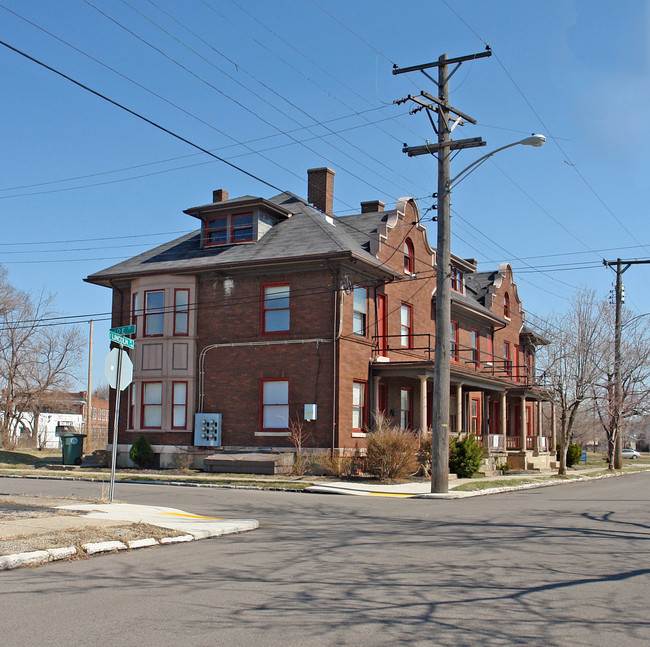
[104, 348, 133, 391]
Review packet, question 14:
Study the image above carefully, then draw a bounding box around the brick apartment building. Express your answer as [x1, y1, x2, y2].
[86, 167, 556, 470]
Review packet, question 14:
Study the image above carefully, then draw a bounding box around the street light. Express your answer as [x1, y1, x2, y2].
[430, 133, 546, 493]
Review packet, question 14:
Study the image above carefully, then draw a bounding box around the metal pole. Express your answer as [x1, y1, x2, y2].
[108, 346, 123, 502]
[86, 319, 93, 443]
[431, 54, 451, 493]
[614, 259, 623, 469]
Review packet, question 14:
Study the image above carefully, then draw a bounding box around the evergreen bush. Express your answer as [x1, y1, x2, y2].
[557, 442, 582, 467]
[449, 433, 485, 478]
[129, 434, 154, 468]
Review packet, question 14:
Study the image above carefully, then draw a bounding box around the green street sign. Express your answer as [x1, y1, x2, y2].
[110, 324, 136, 336]
[109, 331, 135, 349]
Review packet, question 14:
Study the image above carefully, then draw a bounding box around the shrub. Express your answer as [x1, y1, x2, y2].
[449, 433, 485, 478]
[129, 434, 154, 468]
[556, 442, 582, 467]
[319, 453, 355, 478]
[365, 416, 418, 480]
[417, 432, 432, 477]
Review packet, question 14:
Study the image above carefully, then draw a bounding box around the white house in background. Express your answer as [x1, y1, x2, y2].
[37, 413, 83, 449]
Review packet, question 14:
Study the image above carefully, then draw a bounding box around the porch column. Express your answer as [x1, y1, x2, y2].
[537, 401, 543, 450]
[500, 392, 507, 437]
[419, 376, 428, 437]
[551, 402, 557, 450]
[520, 395, 526, 452]
[456, 383, 463, 433]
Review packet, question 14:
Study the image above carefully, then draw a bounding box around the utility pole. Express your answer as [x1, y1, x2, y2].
[394, 49, 491, 493]
[603, 258, 650, 468]
[86, 319, 94, 442]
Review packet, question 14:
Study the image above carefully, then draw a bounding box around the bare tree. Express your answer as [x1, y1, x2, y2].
[591, 303, 650, 469]
[0, 270, 85, 448]
[537, 289, 603, 475]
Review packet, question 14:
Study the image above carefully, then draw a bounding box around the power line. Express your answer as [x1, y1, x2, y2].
[0, 39, 285, 193]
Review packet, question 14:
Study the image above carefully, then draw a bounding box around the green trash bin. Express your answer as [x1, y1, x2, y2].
[59, 430, 86, 466]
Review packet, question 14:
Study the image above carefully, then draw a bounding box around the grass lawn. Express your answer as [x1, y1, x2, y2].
[0, 448, 61, 468]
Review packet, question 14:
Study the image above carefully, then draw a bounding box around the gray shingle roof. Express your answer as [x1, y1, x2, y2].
[85, 192, 399, 286]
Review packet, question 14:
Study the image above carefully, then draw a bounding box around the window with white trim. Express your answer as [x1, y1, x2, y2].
[352, 286, 368, 336]
[142, 382, 162, 429]
[352, 381, 366, 431]
[261, 380, 289, 430]
[172, 382, 188, 429]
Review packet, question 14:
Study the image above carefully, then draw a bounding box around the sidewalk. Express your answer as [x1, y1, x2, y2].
[0, 496, 258, 572]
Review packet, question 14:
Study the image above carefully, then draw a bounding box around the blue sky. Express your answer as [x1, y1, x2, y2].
[1, 0, 649, 389]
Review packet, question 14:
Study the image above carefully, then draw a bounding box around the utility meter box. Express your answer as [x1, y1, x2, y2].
[194, 413, 222, 447]
[304, 404, 317, 421]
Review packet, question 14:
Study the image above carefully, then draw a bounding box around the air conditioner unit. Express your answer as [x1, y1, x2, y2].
[194, 413, 222, 447]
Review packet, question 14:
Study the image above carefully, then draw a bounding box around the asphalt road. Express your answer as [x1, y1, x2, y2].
[1, 474, 648, 647]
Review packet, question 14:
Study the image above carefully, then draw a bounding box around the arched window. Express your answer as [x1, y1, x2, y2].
[504, 292, 511, 319]
[403, 238, 415, 274]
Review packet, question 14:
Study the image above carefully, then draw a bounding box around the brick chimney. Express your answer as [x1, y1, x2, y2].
[307, 167, 335, 215]
[212, 189, 228, 203]
[360, 200, 385, 213]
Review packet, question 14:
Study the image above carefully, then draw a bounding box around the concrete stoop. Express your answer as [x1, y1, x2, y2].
[203, 452, 293, 475]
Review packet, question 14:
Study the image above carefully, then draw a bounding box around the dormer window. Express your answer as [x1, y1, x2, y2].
[451, 267, 464, 293]
[205, 212, 254, 246]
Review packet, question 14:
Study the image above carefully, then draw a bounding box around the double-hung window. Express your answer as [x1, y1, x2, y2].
[486, 333, 494, 365]
[206, 213, 254, 246]
[352, 286, 368, 336]
[471, 329, 480, 366]
[504, 292, 511, 319]
[231, 213, 254, 242]
[400, 388, 412, 430]
[262, 284, 290, 333]
[450, 320, 459, 361]
[514, 344, 520, 381]
[172, 382, 188, 429]
[352, 381, 367, 431]
[504, 342, 512, 376]
[144, 290, 164, 337]
[451, 267, 464, 293]
[174, 289, 189, 336]
[261, 379, 289, 430]
[404, 238, 415, 274]
[142, 382, 162, 429]
[400, 303, 412, 348]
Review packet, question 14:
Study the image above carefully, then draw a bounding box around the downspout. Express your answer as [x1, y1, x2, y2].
[332, 268, 342, 454]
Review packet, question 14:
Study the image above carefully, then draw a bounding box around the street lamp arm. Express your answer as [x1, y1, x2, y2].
[450, 134, 546, 186]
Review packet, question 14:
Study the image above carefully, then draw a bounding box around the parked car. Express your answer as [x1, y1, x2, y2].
[622, 448, 641, 459]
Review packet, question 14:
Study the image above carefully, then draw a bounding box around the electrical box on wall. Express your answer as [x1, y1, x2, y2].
[304, 404, 317, 421]
[194, 413, 222, 447]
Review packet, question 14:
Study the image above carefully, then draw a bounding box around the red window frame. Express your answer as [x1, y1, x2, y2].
[205, 215, 228, 246]
[352, 380, 367, 431]
[171, 381, 188, 429]
[504, 342, 512, 376]
[450, 320, 459, 361]
[486, 332, 494, 364]
[173, 289, 190, 336]
[230, 212, 254, 243]
[259, 378, 290, 431]
[144, 290, 164, 337]
[131, 292, 139, 337]
[403, 238, 415, 274]
[504, 292, 511, 319]
[261, 283, 290, 334]
[451, 267, 464, 293]
[400, 387, 412, 430]
[471, 329, 480, 367]
[400, 302, 412, 348]
[141, 381, 163, 430]
[352, 285, 368, 337]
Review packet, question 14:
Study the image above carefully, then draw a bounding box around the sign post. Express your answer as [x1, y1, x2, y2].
[105, 327, 135, 502]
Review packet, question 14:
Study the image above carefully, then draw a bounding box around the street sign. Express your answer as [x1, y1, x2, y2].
[104, 348, 133, 391]
[110, 324, 136, 336]
[109, 330, 135, 349]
